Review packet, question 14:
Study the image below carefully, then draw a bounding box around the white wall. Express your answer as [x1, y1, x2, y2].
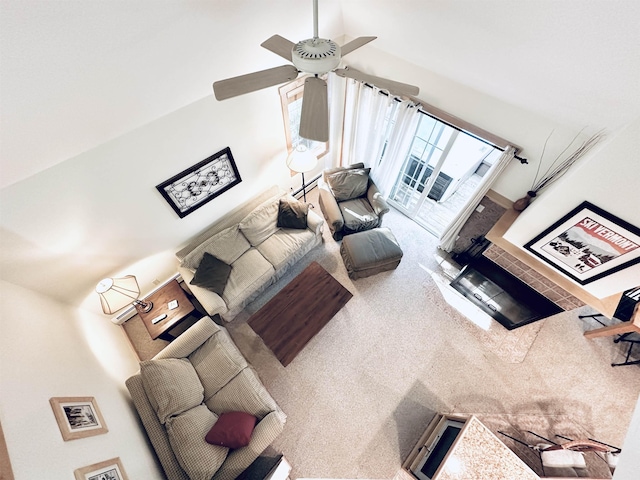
[0, 280, 163, 479]
[0, 88, 336, 313]
[614, 394, 640, 480]
[504, 118, 640, 298]
[341, 44, 601, 201]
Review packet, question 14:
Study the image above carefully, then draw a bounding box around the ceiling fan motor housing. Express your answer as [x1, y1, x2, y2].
[292, 38, 341, 75]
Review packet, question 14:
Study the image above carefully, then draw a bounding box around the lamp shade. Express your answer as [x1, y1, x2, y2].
[96, 275, 141, 314]
[286, 144, 318, 173]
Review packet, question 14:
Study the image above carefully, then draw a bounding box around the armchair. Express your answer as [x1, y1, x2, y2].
[318, 163, 390, 240]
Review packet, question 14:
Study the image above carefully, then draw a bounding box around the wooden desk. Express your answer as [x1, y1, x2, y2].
[583, 290, 640, 339]
[136, 280, 196, 341]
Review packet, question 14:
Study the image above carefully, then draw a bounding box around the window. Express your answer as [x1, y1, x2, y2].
[279, 75, 329, 163]
[388, 113, 501, 236]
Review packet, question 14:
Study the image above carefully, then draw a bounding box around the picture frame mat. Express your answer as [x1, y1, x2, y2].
[74, 457, 129, 480]
[50, 396, 108, 441]
[156, 146, 242, 218]
[525, 201, 640, 285]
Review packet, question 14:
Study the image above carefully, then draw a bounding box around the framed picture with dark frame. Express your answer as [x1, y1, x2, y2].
[524, 201, 640, 285]
[156, 147, 242, 218]
[50, 396, 108, 441]
[74, 457, 129, 480]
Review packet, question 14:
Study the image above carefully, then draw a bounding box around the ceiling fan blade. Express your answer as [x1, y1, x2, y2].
[213, 65, 299, 101]
[340, 36, 377, 56]
[261, 34, 295, 62]
[299, 77, 329, 143]
[334, 67, 420, 96]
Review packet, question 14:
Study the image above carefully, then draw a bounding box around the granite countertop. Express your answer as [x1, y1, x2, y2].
[436, 416, 539, 480]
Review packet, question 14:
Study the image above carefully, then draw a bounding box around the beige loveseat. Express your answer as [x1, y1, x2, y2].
[176, 186, 324, 322]
[126, 317, 286, 480]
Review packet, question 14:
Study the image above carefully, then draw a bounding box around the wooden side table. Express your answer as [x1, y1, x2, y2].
[136, 280, 197, 341]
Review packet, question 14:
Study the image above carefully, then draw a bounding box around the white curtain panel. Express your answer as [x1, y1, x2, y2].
[341, 80, 392, 168]
[372, 101, 421, 196]
[438, 145, 516, 252]
[340, 79, 361, 164]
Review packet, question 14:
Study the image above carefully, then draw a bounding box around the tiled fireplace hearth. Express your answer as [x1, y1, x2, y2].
[482, 244, 585, 311]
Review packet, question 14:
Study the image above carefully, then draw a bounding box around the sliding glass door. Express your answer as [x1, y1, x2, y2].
[388, 114, 501, 237]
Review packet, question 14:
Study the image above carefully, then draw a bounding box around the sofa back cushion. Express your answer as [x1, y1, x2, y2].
[326, 167, 371, 201]
[205, 368, 280, 420]
[181, 224, 250, 270]
[239, 194, 286, 246]
[189, 330, 248, 402]
[165, 404, 229, 480]
[140, 358, 204, 424]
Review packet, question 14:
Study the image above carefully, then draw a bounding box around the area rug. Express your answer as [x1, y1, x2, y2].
[423, 270, 545, 364]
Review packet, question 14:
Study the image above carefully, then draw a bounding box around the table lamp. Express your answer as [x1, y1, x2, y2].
[286, 144, 318, 202]
[95, 275, 153, 315]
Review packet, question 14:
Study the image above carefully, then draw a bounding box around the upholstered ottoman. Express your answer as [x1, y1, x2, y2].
[340, 227, 403, 280]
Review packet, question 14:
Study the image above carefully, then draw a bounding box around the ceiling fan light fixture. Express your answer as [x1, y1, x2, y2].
[292, 38, 341, 74]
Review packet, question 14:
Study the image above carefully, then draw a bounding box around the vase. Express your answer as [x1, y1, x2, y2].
[513, 191, 537, 211]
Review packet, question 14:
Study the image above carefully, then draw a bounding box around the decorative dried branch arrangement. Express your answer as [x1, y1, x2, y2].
[513, 129, 607, 211]
[531, 128, 606, 195]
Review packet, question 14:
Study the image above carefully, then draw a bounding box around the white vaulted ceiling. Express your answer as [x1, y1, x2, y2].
[1, 0, 639, 189]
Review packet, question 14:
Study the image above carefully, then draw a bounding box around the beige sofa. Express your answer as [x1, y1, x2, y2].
[126, 317, 286, 480]
[176, 186, 324, 322]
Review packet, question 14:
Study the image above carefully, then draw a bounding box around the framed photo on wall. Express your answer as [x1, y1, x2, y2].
[156, 146, 242, 218]
[50, 396, 108, 441]
[74, 457, 129, 480]
[524, 201, 640, 285]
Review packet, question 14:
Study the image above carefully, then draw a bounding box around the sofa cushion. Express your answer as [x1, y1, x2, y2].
[189, 330, 248, 402]
[326, 167, 371, 201]
[257, 228, 315, 272]
[276, 198, 308, 229]
[339, 197, 379, 232]
[181, 224, 251, 269]
[206, 368, 280, 420]
[190, 253, 232, 296]
[166, 404, 229, 480]
[222, 248, 275, 312]
[205, 411, 257, 449]
[238, 194, 285, 246]
[140, 358, 204, 424]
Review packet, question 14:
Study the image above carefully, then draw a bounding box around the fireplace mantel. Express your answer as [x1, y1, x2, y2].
[486, 209, 626, 318]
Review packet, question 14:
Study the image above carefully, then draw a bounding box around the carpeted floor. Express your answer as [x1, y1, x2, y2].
[124, 188, 640, 479]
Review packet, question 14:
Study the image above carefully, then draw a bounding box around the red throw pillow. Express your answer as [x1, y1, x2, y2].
[205, 411, 257, 449]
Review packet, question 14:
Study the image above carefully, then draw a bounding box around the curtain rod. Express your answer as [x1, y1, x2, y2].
[363, 82, 528, 164]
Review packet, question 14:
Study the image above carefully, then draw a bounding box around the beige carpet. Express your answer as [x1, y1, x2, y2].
[123, 188, 640, 479]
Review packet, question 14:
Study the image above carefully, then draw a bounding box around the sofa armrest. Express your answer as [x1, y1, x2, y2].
[213, 411, 286, 480]
[125, 375, 190, 480]
[367, 182, 390, 219]
[154, 316, 221, 360]
[178, 267, 228, 318]
[318, 182, 344, 237]
[306, 208, 324, 236]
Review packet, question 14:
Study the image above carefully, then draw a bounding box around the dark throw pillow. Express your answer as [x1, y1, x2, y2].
[205, 411, 258, 449]
[277, 198, 309, 229]
[190, 252, 232, 296]
[326, 167, 371, 201]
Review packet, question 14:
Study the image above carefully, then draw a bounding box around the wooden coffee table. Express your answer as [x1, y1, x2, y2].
[137, 280, 197, 341]
[248, 261, 352, 366]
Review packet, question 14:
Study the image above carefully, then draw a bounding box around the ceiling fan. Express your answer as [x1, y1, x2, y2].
[212, 0, 419, 143]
